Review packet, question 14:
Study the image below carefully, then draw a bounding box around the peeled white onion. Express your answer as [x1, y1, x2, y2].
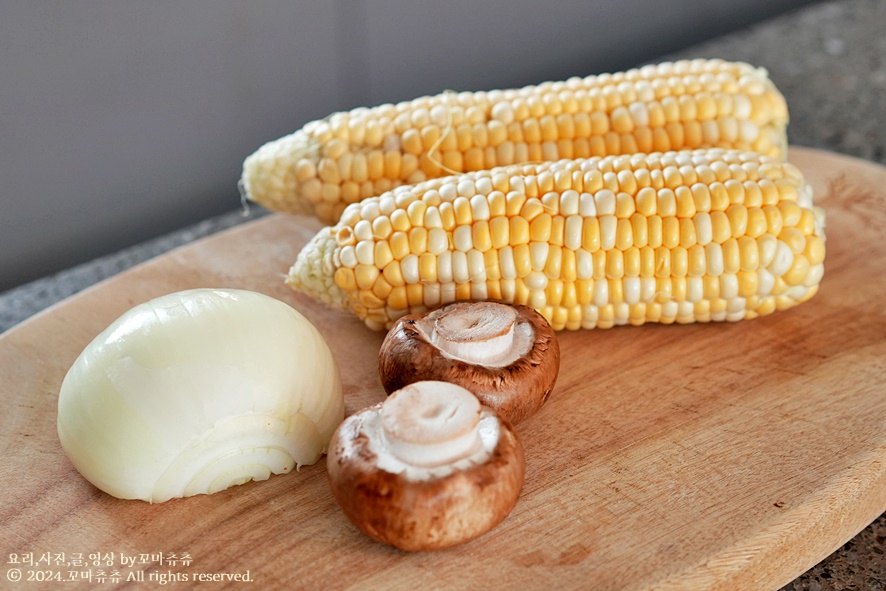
[57, 288, 344, 503]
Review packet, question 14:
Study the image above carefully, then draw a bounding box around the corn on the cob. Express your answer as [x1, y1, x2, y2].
[288, 149, 825, 332]
[243, 59, 788, 223]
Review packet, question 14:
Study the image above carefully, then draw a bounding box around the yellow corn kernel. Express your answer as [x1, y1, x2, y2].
[545, 245, 563, 278]
[624, 247, 641, 277]
[662, 216, 680, 249]
[647, 215, 663, 248]
[746, 207, 768, 238]
[389, 231, 410, 260]
[582, 217, 601, 251]
[688, 244, 706, 277]
[453, 196, 473, 226]
[671, 246, 689, 277]
[520, 198, 545, 221]
[675, 186, 697, 218]
[390, 208, 411, 232]
[711, 211, 732, 243]
[359, 289, 385, 309]
[592, 250, 607, 279]
[779, 227, 807, 254]
[679, 218, 697, 248]
[671, 276, 687, 301]
[550, 215, 566, 246]
[334, 267, 357, 292]
[505, 190, 527, 216]
[606, 249, 624, 279]
[722, 238, 741, 274]
[472, 221, 492, 252]
[495, 212, 524, 248]
[371, 274, 393, 299]
[616, 218, 634, 250]
[727, 204, 749, 238]
[514, 243, 532, 277]
[408, 227, 428, 255]
[742, 180, 763, 208]
[783, 253, 811, 286]
[630, 213, 649, 248]
[738, 271, 758, 298]
[654, 247, 671, 278]
[407, 283, 424, 307]
[738, 235, 759, 271]
[657, 188, 677, 217]
[373, 241, 394, 269]
[709, 182, 730, 211]
[382, 260, 405, 287]
[571, 279, 590, 306]
[484, 249, 501, 281]
[804, 234, 826, 266]
[777, 200, 803, 227]
[355, 264, 380, 290]
[487, 190, 506, 216]
[636, 187, 657, 216]
[419, 253, 437, 282]
[796, 207, 817, 236]
[655, 276, 672, 302]
[530, 213, 553, 242]
[640, 246, 656, 278]
[561, 249, 578, 282]
[763, 205, 784, 236]
[691, 183, 712, 212]
[703, 275, 720, 300]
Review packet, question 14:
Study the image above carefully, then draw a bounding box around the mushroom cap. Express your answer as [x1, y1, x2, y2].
[378, 302, 560, 425]
[326, 404, 525, 552]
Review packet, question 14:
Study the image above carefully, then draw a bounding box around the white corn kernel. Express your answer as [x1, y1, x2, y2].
[768, 240, 794, 276]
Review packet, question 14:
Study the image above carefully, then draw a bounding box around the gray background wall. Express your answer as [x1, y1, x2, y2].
[0, 0, 815, 291]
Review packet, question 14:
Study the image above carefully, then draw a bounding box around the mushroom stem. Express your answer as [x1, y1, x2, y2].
[428, 302, 518, 366]
[380, 382, 482, 468]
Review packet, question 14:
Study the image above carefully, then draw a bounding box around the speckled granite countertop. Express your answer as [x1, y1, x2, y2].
[1, 0, 883, 587]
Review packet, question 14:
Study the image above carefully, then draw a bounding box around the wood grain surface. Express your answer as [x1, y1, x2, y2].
[1, 147, 884, 590]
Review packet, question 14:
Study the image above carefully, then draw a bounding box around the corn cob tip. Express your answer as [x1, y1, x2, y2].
[286, 227, 349, 310]
[242, 129, 321, 215]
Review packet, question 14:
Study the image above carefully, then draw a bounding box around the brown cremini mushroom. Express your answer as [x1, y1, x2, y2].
[378, 301, 560, 425]
[326, 381, 525, 551]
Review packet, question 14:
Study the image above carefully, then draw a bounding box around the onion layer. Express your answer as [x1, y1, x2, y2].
[57, 288, 344, 503]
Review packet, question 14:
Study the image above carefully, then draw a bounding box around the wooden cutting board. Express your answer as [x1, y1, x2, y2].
[1, 147, 884, 590]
